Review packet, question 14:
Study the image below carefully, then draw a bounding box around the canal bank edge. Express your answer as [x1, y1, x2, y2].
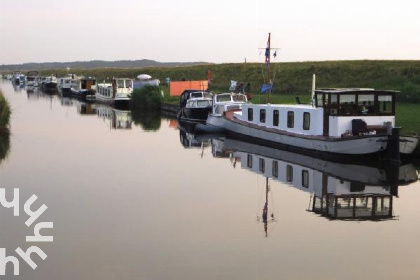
[0, 90, 11, 130]
[161, 102, 179, 118]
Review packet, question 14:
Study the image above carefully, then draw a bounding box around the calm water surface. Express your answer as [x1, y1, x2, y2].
[1, 80, 420, 280]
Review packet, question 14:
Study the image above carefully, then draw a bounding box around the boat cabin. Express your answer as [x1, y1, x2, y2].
[314, 89, 397, 137]
[80, 76, 96, 91]
[236, 89, 397, 138]
[97, 78, 133, 98]
[212, 93, 248, 115]
[179, 90, 212, 108]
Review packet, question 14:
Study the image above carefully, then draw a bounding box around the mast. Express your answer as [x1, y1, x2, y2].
[265, 33, 271, 103]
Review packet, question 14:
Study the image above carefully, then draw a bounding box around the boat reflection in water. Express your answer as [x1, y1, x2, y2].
[26, 86, 44, 100]
[178, 117, 418, 222]
[220, 138, 417, 221]
[75, 103, 132, 130]
[77, 103, 97, 115]
[96, 105, 132, 130]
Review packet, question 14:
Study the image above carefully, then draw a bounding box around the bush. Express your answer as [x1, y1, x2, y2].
[0, 91, 11, 129]
[0, 127, 10, 164]
[130, 85, 162, 110]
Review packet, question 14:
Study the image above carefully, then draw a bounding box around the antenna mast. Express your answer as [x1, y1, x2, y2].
[266, 33, 271, 103]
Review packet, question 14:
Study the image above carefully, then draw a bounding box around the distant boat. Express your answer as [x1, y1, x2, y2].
[26, 71, 39, 87]
[41, 75, 58, 92]
[96, 78, 133, 108]
[57, 74, 77, 94]
[70, 76, 97, 99]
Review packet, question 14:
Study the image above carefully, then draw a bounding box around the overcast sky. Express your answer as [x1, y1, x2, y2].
[1, 0, 419, 65]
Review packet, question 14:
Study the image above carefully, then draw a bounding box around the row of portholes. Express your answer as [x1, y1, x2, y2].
[247, 155, 309, 188]
[248, 108, 311, 131]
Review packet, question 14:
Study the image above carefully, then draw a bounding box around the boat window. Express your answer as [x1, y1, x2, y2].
[339, 94, 356, 115]
[272, 160, 278, 178]
[287, 111, 294, 128]
[316, 93, 324, 107]
[358, 94, 375, 115]
[378, 95, 393, 114]
[217, 95, 232, 102]
[126, 80, 132, 88]
[302, 170, 309, 188]
[260, 109, 266, 123]
[248, 108, 253, 121]
[286, 165, 293, 182]
[191, 92, 202, 98]
[303, 112, 310, 130]
[330, 94, 338, 115]
[197, 100, 211, 107]
[273, 110, 279, 126]
[234, 95, 247, 102]
[259, 158, 265, 173]
[117, 80, 125, 88]
[247, 154, 252, 168]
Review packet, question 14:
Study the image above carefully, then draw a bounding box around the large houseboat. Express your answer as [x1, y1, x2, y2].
[223, 88, 418, 159]
[222, 33, 418, 160]
[96, 78, 133, 107]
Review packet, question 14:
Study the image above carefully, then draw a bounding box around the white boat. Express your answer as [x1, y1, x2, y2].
[223, 34, 417, 160]
[96, 78, 133, 107]
[196, 92, 248, 132]
[26, 71, 39, 87]
[57, 74, 77, 94]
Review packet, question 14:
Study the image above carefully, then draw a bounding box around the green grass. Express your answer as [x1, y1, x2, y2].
[396, 103, 420, 135]
[0, 90, 11, 163]
[29, 60, 420, 102]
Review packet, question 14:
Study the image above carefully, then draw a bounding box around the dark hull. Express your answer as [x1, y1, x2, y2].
[180, 107, 211, 123]
[70, 88, 95, 100]
[42, 83, 58, 92]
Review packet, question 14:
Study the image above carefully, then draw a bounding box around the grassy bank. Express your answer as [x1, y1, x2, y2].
[29, 60, 420, 102]
[0, 90, 11, 130]
[0, 90, 11, 163]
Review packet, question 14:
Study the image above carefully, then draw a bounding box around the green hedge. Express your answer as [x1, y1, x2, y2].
[0, 91, 11, 129]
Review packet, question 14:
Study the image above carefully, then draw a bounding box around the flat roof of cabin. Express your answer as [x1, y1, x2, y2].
[315, 88, 399, 94]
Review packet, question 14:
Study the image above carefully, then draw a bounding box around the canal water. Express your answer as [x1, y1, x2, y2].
[1, 80, 419, 280]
